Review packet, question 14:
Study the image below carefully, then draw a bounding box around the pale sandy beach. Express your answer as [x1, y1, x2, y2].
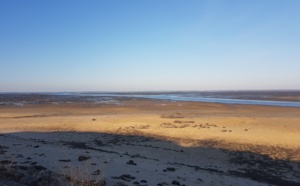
[1, 97, 300, 186]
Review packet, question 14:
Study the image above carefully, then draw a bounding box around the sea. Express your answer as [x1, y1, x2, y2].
[1, 91, 300, 108]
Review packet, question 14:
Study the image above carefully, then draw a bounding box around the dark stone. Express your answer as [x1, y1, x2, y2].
[16, 154, 24, 158]
[78, 156, 91, 161]
[122, 174, 135, 180]
[172, 180, 180, 185]
[92, 169, 101, 175]
[33, 145, 40, 148]
[197, 178, 203, 182]
[167, 167, 176, 171]
[0, 160, 13, 165]
[34, 165, 46, 171]
[126, 160, 137, 166]
[112, 174, 135, 181]
[94, 139, 104, 146]
[59, 159, 71, 162]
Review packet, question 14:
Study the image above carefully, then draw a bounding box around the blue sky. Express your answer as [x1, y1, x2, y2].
[1, 0, 300, 92]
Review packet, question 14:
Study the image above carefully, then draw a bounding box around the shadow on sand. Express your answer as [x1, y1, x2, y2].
[1, 131, 300, 186]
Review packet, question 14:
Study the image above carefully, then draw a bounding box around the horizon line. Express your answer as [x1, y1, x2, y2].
[1, 89, 300, 94]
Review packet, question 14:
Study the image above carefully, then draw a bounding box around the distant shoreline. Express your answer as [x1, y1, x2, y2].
[1, 90, 300, 108]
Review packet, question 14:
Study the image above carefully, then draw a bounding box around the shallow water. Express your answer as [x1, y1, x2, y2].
[1, 91, 300, 107]
[62, 91, 300, 108]
[125, 94, 300, 107]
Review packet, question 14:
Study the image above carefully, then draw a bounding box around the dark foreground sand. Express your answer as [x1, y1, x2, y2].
[0, 99, 300, 186]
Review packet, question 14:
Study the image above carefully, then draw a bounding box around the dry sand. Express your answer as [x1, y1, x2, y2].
[0, 99, 300, 185]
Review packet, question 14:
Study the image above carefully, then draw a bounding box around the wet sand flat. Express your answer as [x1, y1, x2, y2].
[0, 99, 300, 185]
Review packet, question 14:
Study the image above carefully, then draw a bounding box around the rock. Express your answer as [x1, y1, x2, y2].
[94, 139, 104, 146]
[78, 156, 91, 161]
[19, 166, 28, 170]
[16, 154, 24, 158]
[112, 174, 135, 181]
[197, 178, 203, 182]
[157, 182, 168, 186]
[172, 180, 180, 185]
[0, 160, 13, 165]
[122, 174, 135, 180]
[92, 169, 101, 175]
[59, 159, 71, 162]
[114, 182, 127, 186]
[34, 165, 46, 170]
[126, 160, 137, 166]
[167, 167, 176, 171]
[33, 145, 39, 148]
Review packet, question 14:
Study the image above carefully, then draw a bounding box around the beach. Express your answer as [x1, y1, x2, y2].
[1, 97, 300, 185]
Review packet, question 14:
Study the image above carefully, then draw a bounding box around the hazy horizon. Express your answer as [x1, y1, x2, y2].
[1, 89, 300, 94]
[1, 1, 300, 92]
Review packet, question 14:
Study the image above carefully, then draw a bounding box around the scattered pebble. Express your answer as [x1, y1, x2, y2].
[0, 160, 13, 165]
[127, 160, 137, 166]
[112, 174, 136, 181]
[92, 169, 101, 175]
[167, 167, 176, 171]
[59, 159, 71, 162]
[78, 156, 91, 161]
[172, 180, 181, 185]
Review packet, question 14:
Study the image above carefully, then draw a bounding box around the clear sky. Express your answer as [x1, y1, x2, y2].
[1, 0, 300, 92]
